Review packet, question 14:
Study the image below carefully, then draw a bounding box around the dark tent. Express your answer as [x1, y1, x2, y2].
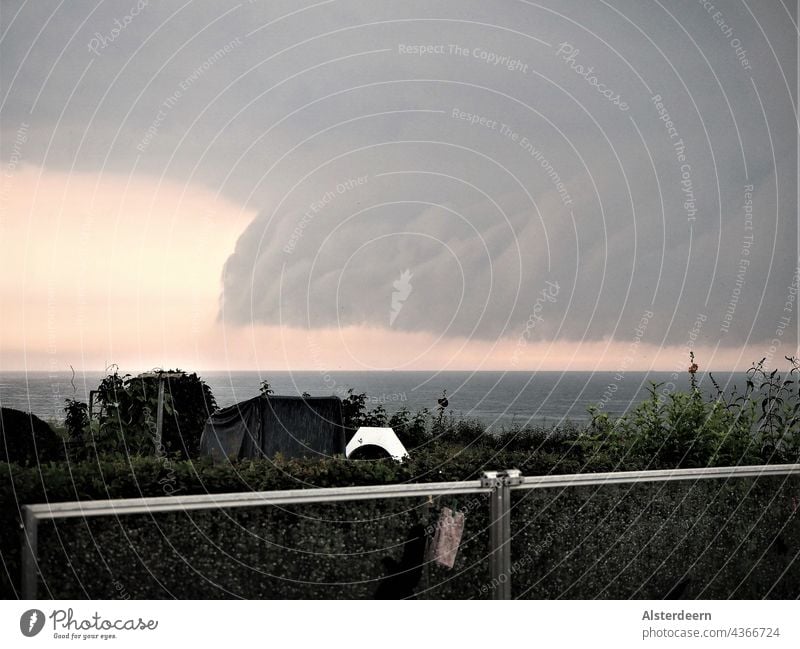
[199, 396, 345, 462]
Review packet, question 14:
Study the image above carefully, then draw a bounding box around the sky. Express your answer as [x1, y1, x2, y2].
[0, 0, 797, 373]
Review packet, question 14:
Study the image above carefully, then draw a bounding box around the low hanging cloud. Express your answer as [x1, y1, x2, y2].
[211, 3, 796, 354]
[220, 122, 796, 351]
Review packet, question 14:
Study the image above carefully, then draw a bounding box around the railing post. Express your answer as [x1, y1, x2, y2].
[482, 469, 522, 599]
[21, 506, 38, 599]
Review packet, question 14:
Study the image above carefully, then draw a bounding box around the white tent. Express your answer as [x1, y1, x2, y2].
[345, 427, 409, 461]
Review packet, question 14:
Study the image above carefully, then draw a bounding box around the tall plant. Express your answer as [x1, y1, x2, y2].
[92, 369, 217, 459]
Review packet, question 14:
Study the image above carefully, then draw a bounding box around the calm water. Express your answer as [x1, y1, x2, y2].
[0, 370, 745, 429]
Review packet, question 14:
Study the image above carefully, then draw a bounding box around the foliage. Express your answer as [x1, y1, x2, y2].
[508, 477, 799, 599]
[388, 407, 430, 449]
[63, 399, 89, 444]
[0, 407, 64, 466]
[580, 357, 800, 470]
[340, 388, 433, 449]
[91, 369, 217, 459]
[340, 388, 369, 436]
[1, 453, 796, 598]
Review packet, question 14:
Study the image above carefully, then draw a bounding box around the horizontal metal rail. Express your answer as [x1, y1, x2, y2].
[23, 479, 488, 521]
[514, 463, 800, 491]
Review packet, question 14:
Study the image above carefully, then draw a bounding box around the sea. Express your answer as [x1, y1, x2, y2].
[0, 370, 746, 430]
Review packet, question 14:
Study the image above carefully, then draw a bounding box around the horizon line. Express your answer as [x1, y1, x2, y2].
[1, 367, 752, 373]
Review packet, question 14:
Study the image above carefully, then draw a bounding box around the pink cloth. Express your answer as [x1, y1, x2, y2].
[428, 507, 465, 569]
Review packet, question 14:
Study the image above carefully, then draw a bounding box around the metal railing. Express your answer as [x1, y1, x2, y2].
[20, 479, 490, 599]
[20, 463, 800, 599]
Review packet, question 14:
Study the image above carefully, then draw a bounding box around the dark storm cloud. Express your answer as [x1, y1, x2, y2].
[2, 0, 796, 349]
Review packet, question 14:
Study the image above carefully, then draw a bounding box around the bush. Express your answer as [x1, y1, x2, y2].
[579, 358, 800, 470]
[1, 454, 796, 599]
[341, 389, 434, 450]
[0, 407, 64, 466]
[388, 407, 430, 449]
[508, 476, 799, 599]
[91, 369, 217, 459]
[63, 399, 89, 447]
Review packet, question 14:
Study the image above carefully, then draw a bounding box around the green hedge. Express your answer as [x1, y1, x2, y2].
[0, 444, 582, 599]
[33, 498, 491, 599]
[508, 476, 800, 599]
[2, 447, 798, 598]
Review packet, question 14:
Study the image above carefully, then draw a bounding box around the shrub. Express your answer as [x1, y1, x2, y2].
[509, 476, 799, 599]
[340, 389, 435, 450]
[0, 407, 64, 466]
[388, 407, 430, 449]
[91, 369, 217, 459]
[1, 454, 796, 599]
[63, 399, 89, 445]
[580, 358, 800, 470]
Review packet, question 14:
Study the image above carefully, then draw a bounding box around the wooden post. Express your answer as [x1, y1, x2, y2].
[137, 372, 182, 452]
[155, 378, 165, 451]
